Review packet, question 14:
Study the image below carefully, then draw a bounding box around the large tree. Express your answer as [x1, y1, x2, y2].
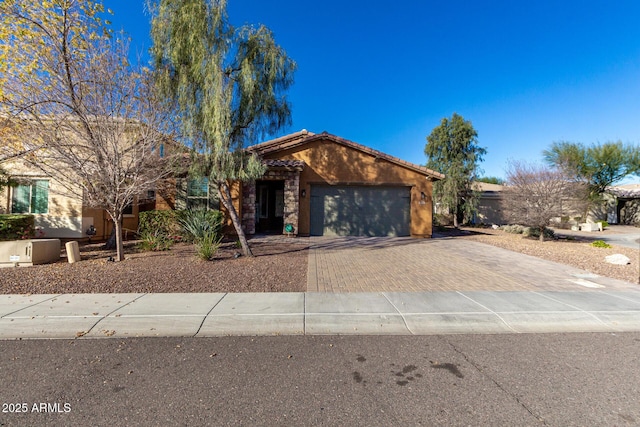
[425, 113, 486, 227]
[148, 0, 296, 257]
[503, 161, 588, 242]
[0, 0, 176, 261]
[543, 141, 640, 200]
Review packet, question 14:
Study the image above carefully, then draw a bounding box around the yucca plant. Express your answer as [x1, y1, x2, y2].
[195, 229, 223, 260]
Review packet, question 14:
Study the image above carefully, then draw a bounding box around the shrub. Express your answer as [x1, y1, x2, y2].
[0, 214, 35, 241]
[195, 230, 223, 260]
[138, 210, 180, 238]
[177, 209, 224, 243]
[434, 213, 453, 227]
[527, 227, 555, 240]
[137, 210, 183, 252]
[501, 224, 554, 239]
[138, 229, 174, 251]
[591, 240, 612, 248]
[501, 224, 525, 234]
[598, 220, 609, 229]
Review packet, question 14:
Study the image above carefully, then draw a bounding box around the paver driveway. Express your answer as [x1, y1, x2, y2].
[307, 237, 638, 292]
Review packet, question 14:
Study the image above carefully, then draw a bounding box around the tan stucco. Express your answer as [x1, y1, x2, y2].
[253, 134, 438, 237]
[1, 158, 84, 238]
[2, 157, 148, 240]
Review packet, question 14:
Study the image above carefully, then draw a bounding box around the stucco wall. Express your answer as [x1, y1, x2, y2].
[1, 158, 84, 238]
[260, 138, 434, 237]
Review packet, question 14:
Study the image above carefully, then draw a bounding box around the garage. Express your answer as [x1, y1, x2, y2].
[310, 185, 411, 236]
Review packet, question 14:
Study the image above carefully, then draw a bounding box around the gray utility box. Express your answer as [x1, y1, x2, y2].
[0, 239, 61, 268]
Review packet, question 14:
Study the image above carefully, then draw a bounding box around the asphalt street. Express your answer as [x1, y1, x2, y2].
[1, 333, 639, 426]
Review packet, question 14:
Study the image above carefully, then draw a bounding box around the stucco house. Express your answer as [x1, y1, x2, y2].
[216, 130, 444, 237]
[474, 181, 506, 225]
[3, 129, 444, 239]
[0, 117, 171, 241]
[0, 153, 157, 240]
[601, 184, 640, 225]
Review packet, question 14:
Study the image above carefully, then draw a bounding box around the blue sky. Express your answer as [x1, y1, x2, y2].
[107, 0, 640, 182]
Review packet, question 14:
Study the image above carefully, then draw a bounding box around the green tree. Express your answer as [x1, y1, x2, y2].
[477, 176, 505, 185]
[543, 141, 640, 199]
[148, 0, 296, 257]
[425, 113, 486, 227]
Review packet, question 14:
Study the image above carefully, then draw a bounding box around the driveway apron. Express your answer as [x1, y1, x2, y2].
[307, 237, 639, 293]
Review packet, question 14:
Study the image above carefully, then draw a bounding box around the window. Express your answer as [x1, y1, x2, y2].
[151, 143, 165, 158]
[11, 180, 49, 214]
[187, 177, 219, 210]
[123, 203, 134, 215]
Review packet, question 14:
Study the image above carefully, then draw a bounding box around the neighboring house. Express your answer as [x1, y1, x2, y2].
[433, 182, 507, 226]
[0, 153, 155, 239]
[196, 130, 444, 237]
[474, 182, 506, 225]
[601, 184, 640, 225]
[0, 121, 173, 241]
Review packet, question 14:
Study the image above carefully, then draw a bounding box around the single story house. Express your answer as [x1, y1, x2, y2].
[473, 181, 506, 225]
[171, 130, 444, 237]
[242, 130, 443, 237]
[601, 184, 640, 225]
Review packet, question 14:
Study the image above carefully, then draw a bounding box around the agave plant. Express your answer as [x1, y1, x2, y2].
[177, 209, 224, 243]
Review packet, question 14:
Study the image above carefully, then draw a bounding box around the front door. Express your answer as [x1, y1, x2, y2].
[255, 180, 285, 233]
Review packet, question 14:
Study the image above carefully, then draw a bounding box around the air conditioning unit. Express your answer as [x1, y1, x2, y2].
[0, 239, 61, 268]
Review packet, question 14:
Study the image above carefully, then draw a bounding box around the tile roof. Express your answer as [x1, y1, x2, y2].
[248, 130, 444, 180]
[263, 159, 305, 169]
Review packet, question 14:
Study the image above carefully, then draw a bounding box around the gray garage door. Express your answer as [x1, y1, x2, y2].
[310, 185, 411, 236]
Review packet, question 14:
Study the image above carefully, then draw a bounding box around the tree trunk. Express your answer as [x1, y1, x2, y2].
[103, 214, 125, 261]
[114, 217, 125, 261]
[218, 181, 253, 257]
[452, 203, 459, 228]
[103, 227, 116, 250]
[539, 226, 545, 242]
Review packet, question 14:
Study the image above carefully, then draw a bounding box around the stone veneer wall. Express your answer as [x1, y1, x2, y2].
[242, 169, 300, 235]
[241, 180, 256, 234]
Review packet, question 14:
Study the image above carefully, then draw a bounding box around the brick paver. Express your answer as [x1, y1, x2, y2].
[307, 237, 638, 293]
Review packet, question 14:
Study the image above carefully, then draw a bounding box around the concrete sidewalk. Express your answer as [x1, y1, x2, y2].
[1, 290, 640, 339]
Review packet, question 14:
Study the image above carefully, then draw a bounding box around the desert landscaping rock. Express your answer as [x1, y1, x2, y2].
[0, 237, 310, 294]
[459, 227, 639, 285]
[605, 254, 631, 265]
[0, 228, 638, 295]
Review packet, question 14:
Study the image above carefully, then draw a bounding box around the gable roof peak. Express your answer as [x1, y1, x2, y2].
[249, 130, 444, 180]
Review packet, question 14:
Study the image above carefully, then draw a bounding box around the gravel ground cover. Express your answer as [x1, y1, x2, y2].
[1, 227, 638, 294]
[0, 236, 310, 294]
[456, 226, 640, 285]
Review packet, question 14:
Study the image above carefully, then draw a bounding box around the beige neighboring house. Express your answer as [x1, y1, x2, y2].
[602, 183, 640, 225]
[432, 181, 507, 226]
[0, 154, 149, 240]
[474, 182, 506, 225]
